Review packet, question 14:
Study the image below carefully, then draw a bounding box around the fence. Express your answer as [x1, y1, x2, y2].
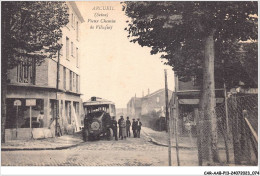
[173, 94, 258, 166]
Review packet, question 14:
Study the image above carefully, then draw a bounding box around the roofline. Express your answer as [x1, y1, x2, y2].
[68, 2, 85, 23]
[83, 101, 115, 106]
[143, 89, 173, 98]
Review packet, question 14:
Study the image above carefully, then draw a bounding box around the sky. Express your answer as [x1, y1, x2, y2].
[77, 1, 175, 108]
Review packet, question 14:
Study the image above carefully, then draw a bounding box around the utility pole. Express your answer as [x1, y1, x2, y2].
[224, 82, 229, 135]
[222, 59, 230, 163]
[174, 74, 180, 166]
[56, 49, 60, 137]
[222, 59, 230, 135]
[164, 69, 171, 166]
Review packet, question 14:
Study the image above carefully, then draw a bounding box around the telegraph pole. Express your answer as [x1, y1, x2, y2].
[164, 69, 171, 166]
[56, 49, 60, 136]
[174, 74, 180, 166]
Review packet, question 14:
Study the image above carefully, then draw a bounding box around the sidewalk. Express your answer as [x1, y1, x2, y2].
[1, 132, 84, 151]
[142, 127, 197, 149]
[142, 127, 228, 150]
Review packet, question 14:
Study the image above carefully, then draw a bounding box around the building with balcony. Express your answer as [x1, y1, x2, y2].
[5, 2, 85, 140]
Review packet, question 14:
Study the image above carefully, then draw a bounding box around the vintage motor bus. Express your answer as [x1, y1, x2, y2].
[82, 97, 116, 141]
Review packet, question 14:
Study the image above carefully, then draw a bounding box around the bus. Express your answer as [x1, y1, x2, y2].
[82, 97, 116, 141]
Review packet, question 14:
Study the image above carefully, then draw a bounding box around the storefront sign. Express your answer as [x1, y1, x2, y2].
[26, 99, 36, 106]
[14, 100, 22, 106]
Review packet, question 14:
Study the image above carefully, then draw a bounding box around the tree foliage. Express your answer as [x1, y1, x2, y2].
[123, 1, 257, 88]
[2, 1, 69, 68]
[123, 1, 258, 164]
[1, 1, 69, 143]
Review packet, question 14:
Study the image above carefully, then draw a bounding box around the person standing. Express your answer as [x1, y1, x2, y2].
[37, 111, 44, 128]
[119, 117, 127, 140]
[118, 116, 123, 139]
[132, 118, 137, 138]
[126, 116, 131, 137]
[111, 116, 118, 141]
[136, 118, 142, 138]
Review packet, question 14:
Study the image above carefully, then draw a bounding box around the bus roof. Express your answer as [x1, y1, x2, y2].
[83, 97, 115, 106]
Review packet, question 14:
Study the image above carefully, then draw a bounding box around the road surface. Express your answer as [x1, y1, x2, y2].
[1, 132, 198, 166]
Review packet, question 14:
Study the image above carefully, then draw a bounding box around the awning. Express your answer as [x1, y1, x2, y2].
[178, 98, 224, 105]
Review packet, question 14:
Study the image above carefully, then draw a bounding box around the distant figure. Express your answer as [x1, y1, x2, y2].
[111, 116, 118, 141]
[119, 116, 127, 140]
[37, 111, 44, 128]
[136, 118, 142, 138]
[126, 116, 131, 137]
[132, 118, 137, 138]
[118, 116, 123, 139]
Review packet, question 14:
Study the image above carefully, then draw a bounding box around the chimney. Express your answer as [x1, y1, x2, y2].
[148, 88, 150, 95]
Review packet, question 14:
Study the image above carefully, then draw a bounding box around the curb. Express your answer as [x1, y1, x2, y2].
[1, 141, 85, 151]
[143, 130, 227, 150]
[142, 130, 197, 150]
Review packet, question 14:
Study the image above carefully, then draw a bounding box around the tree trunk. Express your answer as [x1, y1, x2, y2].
[1, 64, 7, 143]
[199, 29, 220, 164]
[1, 2, 11, 143]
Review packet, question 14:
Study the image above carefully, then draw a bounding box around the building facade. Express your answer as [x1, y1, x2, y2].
[5, 2, 85, 140]
[141, 89, 173, 116]
[127, 89, 172, 119]
[169, 75, 224, 136]
[127, 97, 142, 119]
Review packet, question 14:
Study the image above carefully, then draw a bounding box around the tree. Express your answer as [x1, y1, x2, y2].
[123, 1, 257, 163]
[1, 2, 69, 143]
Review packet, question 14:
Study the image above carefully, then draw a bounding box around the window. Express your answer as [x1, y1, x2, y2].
[6, 98, 44, 129]
[60, 100, 63, 119]
[50, 99, 58, 123]
[70, 71, 72, 91]
[76, 75, 78, 92]
[66, 37, 69, 60]
[65, 101, 71, 124]
[76, 21, 79, 40]
[73, 102, 79, 117]
[17, 57, 36, 84]
[156, 97, 160, 103]
[71, 42, 74, 57]
[76, 48, 79, 67]
[63, 67, 66, 90]
[73, 72, 75, 88]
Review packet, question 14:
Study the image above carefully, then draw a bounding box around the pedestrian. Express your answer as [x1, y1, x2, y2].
[132, 118, 137, 138]
[119, 116, 127, 140]
[136, 118, 142, 138]
[126, 116, 131, 137]
[118, 116, 123, 139]
[37, 111, 44, 128]
[103, 113, 112, 140]
[111, 116, 118, 140]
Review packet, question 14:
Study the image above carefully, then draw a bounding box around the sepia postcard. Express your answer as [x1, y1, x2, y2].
[1, 1, 259, 175]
